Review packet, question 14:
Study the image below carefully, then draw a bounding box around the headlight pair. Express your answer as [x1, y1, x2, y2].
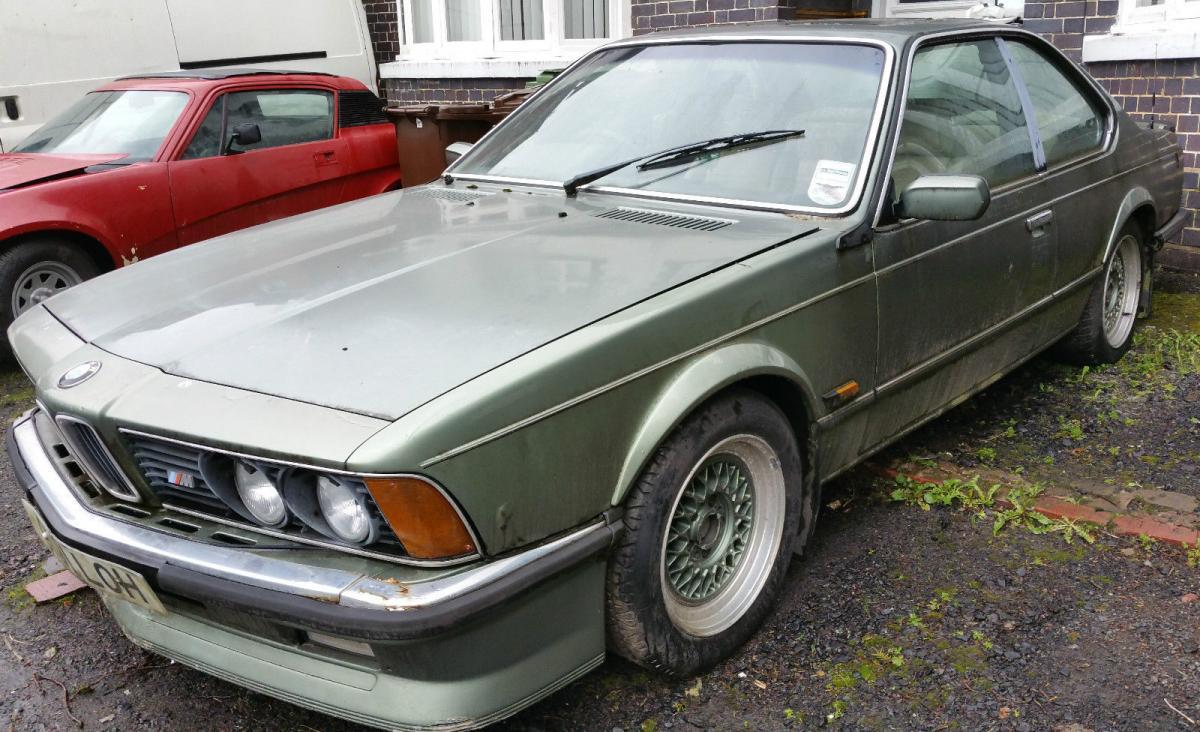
[200, 454, 476, 559]
[232, 463, 372, 544]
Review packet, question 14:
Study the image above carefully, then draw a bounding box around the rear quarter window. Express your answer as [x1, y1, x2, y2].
[1006, 40, 1107, 167]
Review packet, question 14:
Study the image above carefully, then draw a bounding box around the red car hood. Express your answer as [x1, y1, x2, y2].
[0, 153, 128, 190]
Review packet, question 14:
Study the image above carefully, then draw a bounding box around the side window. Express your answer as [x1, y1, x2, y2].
[180, 97, 224, 160]
[893, 39, 1035, 196]
[226, 89, 334, 152]
[1006, 40, 1106, 167]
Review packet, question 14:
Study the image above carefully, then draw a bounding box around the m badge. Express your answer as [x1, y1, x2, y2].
[166, 470, 195, 489]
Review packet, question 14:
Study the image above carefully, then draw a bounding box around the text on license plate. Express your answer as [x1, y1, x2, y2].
[22, 500, 167, 615]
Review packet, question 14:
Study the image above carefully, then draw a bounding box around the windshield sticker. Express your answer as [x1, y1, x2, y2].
[808, 160, 857, 206]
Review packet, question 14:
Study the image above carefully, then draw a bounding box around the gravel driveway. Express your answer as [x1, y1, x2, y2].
[2, 270, 1198, 732]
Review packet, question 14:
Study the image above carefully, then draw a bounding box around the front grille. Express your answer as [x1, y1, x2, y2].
[594, 206, 735, 232]
[55, 417, 139, 502]
[128, 437, 227, 513]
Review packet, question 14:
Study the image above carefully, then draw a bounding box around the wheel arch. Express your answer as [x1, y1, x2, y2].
[1, 229, 116, 274]
[610, 342, 821, 507]
[1102, 187, 1155, 267]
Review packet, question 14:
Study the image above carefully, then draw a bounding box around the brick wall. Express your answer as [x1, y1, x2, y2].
[1026, 0, 1199, 265]
[362, 0, 402, 68]
[381, 77, 529, 105]
[631, 0, 863, 34]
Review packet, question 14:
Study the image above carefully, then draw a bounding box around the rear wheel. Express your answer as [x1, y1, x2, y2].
[1054, 222, 1145, 365]
[0, 238, 99, 358]
[606, 389, 808, 676]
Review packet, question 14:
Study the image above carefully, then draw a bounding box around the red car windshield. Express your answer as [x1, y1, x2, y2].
[13, 90, 187, 162]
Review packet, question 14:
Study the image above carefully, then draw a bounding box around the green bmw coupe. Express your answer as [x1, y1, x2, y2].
[7, 19, 1184, 730]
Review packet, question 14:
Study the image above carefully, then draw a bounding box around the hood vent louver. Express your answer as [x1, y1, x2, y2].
[594, 207, 735, 231]
[411, 187, 494, 202]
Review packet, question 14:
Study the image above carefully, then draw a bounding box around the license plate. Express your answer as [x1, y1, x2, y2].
[22, 500, 167, 615]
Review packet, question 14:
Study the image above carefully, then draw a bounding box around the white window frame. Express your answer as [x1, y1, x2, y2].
[1083, 0, 1200, 62]
[1117, 0, 1200, 26]
[397, 0, 623, 62]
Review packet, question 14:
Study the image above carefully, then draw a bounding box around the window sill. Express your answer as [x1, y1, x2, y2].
[1082, 25, 1200, 62]
[380, 56, 581, 79]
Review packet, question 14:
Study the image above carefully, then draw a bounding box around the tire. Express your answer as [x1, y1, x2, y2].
[606, 388, 810, 676]
[1054, 221, 1145, 366]
[0, 238, 99, 359]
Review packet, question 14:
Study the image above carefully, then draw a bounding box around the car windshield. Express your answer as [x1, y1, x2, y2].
[13, 90, 188, 162]
[453, 41, 888, 211]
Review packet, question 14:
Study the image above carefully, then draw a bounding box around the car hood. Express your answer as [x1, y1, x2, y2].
[0, 153, 128, 189]
[43, 187, 814, 420]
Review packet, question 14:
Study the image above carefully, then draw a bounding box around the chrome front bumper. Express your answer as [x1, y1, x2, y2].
[12, 411, 615, 729]
[11, 412, 617, 638]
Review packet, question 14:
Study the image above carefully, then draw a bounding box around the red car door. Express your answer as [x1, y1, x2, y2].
[166, 87, 348, 245]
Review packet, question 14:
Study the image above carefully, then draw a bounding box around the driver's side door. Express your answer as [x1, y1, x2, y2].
[166, 87, 338, 246]
[863, 36, 1056, 449]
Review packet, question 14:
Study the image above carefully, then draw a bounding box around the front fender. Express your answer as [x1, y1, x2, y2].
[610, 341, 819, 505]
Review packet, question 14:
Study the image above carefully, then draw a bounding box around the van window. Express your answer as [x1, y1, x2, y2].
[892, 39, 1036, 195]
[1006, 40, 1106, 167]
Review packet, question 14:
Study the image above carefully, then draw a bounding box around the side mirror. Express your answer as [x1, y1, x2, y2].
[225, 122, 262, 153]
[445, 141, 473, 166]
[897, 175, 990, 222]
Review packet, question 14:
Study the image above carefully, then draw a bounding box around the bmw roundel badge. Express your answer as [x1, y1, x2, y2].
[58, 361, 101, 389]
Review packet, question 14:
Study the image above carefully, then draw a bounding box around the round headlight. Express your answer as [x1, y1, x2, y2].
[235, 462, 287, 526]
[317, 476, 372, 544]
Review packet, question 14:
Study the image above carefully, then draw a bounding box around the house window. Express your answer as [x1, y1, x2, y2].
[1119, 0, 1200, 24]
[400, 0, 619, 59]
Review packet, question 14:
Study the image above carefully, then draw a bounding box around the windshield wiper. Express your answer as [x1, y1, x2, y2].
[562, 129, 805, 197]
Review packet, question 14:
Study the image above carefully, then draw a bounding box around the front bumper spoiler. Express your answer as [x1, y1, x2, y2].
[9, 413, 618, 641]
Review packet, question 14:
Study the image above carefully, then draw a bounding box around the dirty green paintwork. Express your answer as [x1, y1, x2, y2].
[6, 19, 1184, 731]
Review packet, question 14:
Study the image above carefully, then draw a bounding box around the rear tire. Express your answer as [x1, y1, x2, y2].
[1054, 221, 1145, 365]
[606, 389, 809, 676]
[0, 238, 99, 359]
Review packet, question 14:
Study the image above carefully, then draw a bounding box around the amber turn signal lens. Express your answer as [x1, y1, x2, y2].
[364, 477, 476, 559]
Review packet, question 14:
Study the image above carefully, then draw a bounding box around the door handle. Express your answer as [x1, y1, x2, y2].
[314, 150, 337, 166]
[1025, 210, 1053, 233]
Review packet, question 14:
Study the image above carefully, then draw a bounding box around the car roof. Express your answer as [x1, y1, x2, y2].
[619, 18, 1012, 47]
[99, 71, 369, 92]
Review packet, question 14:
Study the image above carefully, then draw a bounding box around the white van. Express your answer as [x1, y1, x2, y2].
[0, 0, 378, 151]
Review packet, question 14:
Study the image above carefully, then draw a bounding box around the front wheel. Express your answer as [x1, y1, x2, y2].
[606, 389, 809, 676]
[1054, 222, 1145, 365]
[0, 238, 99, 359]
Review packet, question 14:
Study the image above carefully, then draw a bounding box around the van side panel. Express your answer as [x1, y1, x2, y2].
[0, 0, 177, 149]
[164, 0, 378, 91]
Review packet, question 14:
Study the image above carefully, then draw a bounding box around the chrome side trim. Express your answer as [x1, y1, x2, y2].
[420, 270, 876, 467]
[872, 152, 1175, 278]
[118, 427, 483, 564]
[16, 416, 607, 611]
[873, 265, 1102, 398]
[445, 36, 896, 217]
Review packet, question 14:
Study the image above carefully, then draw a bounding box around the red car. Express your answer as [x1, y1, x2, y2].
[0, 70, 401, 354]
